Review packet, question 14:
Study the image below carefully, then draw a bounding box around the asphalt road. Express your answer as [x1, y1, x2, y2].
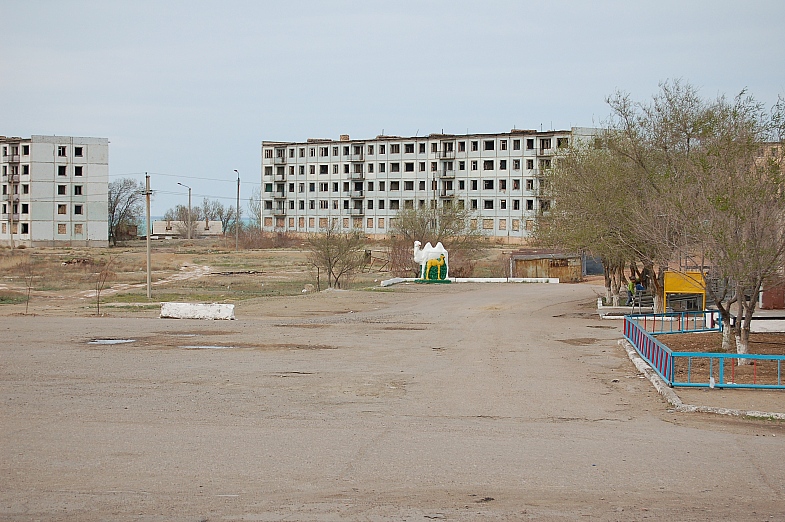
[2, 282, 783, 521]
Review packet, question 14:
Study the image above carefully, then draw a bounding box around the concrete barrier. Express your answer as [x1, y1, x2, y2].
[160, 302, 235, 320]
[380, 277, 559, 287]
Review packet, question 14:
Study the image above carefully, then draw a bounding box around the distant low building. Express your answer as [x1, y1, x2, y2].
[151, 220, 223, 238]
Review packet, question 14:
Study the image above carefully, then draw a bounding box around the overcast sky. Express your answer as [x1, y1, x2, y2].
[2, 0, 783, 216]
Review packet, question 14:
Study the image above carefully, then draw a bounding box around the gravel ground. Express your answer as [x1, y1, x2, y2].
[2, 282, 784, 521]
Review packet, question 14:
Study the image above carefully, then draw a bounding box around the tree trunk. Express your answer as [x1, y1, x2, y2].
[736, 281, 761, 365]
[610, 263, 623, 307]
[717, 304, 734, 353]
[644, 264, 665, 314]
[722, 324, 734, 353]
[603, 263, 612, 304]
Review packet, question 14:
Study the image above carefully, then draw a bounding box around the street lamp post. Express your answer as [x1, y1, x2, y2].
[234, 170, 240, 252]
[177, 182, 192, 240]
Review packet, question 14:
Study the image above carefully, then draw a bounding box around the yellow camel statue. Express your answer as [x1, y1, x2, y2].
[425, 254, 446, 280]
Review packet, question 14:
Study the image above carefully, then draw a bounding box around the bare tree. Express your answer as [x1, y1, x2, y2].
[215, 203, 236, 237]
[94, 257, 115, 316]
[306, 220, 366, 288]
[247, 186, 262, 230]
[162, 204, 202, 238]
[536, 142, 635, 305]
[388, 205, 484, 277]
[108, 178, 145, 245]
[688, 92, 785, 360]
[539, 80, 785, 361]
[21, 254, 34, 315]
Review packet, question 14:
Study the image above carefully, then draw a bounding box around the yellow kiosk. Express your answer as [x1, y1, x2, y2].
[663, 271, 706, 311]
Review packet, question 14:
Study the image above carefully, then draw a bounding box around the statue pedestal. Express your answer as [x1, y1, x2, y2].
[415, 279, 451, 284]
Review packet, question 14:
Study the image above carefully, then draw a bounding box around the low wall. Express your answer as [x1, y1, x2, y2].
[160, 302, 235, 320]
[380, 277, 559, 287]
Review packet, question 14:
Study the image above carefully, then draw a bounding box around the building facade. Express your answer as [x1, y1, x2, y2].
[260, 128, 595, 241]
[1, 135, 109, 247]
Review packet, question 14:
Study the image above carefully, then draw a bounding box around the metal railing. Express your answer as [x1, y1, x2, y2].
[624, 312, 785, 389]
[628, 311, 721, 334]
[624, 317, 675, 383]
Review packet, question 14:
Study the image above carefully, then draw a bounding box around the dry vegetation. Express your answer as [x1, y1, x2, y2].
[0, 239, 518, 315]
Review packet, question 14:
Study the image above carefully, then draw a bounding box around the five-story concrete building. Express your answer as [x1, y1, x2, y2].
[260, 128, 595, 241]
[1, 135, 109, 247]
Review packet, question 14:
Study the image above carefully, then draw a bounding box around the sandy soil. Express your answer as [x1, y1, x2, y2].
[2, 282, 784, 521]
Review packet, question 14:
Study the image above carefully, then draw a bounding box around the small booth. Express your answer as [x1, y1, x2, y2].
[664, 271, 706, 311]
[510, 249, 583, 283]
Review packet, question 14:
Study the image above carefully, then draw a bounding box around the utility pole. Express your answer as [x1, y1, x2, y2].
[145, 173, 152, 298]
[234, 169, 240, 251]
[177, 182, 192, 239]
[8, 164, 16, 251]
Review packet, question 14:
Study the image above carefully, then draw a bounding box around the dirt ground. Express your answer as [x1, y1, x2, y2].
[658, 332, 785, 388]
[2, 270, 785, 520]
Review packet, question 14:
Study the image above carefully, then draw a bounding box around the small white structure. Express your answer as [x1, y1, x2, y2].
[413, 240, 449, 280]
[160, 302, 235, 320]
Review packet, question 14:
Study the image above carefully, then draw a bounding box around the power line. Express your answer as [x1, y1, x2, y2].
[109, 171, 261, 186]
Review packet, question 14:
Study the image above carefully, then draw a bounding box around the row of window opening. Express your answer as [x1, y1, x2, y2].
[1, 145, 84, 157]
[264, 138, 568, 159]
[265, 178, 537, 194]
[266, 198, 545, 212]
[265, 158, 550, 177]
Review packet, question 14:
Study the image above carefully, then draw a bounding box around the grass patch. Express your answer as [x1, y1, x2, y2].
[0, 291, 25, 305]
[103, 304, 161, 311]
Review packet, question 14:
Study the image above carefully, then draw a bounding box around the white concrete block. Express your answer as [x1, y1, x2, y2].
[160, 302, 235, 320]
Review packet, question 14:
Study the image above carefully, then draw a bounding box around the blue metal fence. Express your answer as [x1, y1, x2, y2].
[627, 311, 722, 334]
[624, 312, 785, 389]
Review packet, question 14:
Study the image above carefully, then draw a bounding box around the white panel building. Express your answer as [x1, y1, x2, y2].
[1, 135, 109, 247]
[260, 128, 595, 241]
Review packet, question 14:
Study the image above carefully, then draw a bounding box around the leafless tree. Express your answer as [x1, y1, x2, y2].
[306, 220, 366, 288]
[163, 204, 202, 238]
[21, 254, 35, 315]
[94, 257, 115, 316]
[388, 205, 484, 277]
[536, 143, 635, 305]
[108, 178, 145, 245]
[247, 186, 262, 230]
[538, 80, 785, 361]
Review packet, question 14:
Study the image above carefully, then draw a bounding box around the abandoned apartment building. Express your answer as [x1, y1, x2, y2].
[1, 135, 109, 247]
[260, 128, 596, 241]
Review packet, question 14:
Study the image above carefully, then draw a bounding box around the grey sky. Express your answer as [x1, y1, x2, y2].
[2, 0, 783, 215]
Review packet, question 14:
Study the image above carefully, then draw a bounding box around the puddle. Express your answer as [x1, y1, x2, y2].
[88, 339, 136, 345]
[557, 337, 601, 346]
[183, 345, 234, 350]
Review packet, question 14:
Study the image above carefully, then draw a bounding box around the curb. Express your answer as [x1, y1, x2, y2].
[618, 339, 785, 420]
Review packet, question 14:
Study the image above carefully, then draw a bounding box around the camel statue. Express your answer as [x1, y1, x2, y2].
[413, 240, 449, 280]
